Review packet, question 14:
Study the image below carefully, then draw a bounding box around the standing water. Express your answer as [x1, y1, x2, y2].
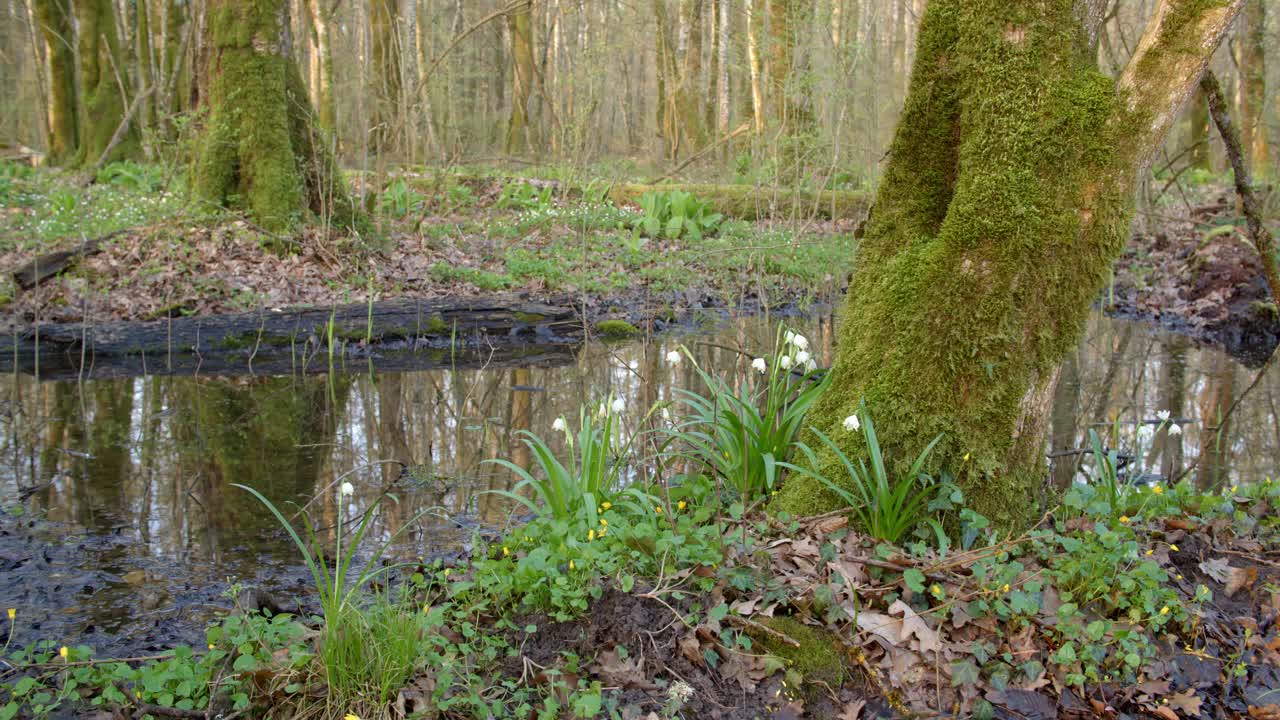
[1, 310, 1276, 657]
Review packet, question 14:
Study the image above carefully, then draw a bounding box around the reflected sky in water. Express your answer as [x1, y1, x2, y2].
[1, 310, 1277, 653]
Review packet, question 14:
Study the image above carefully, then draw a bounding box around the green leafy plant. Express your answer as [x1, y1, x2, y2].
[786, 402, 943, 542]
[486, 399, 656, 524]
[382, 177, 421, 218]
[496, 181, 556, 211]
[669, 328, 829, 500]
[631, 190, 723, 242]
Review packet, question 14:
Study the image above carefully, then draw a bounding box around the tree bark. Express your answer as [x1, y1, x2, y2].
[302, 0, 336, 134]
[1188, 87, 1212, 171]
[370, 0, 402, 156]
[32, 0, 78, 163]
[774, 0, 1245, 530]
[506, 0, 535, 154]
[1238, 0, 1268, 177]
[745, 0, 765, 132]
[192, 0, 356, 234]
[73, 0, 140, 166]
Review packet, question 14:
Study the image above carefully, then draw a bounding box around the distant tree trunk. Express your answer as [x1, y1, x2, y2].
[745, 0, 765, 132]
[1188, 87, 1212, 171]
[136, 0, 158, 141]
[775, 0, 1247, 530]
[193, 0, 356, 234]
[1238, 0, 1268, 176]
[302, 0, 336, 134]
[32, 0, 78, 163]
[506, 0, 534, 154]
[162, 0, 187, 120]
[717, 0, 731, 136]
[73, 0, 139, 165]
[370, 0, 402, 156]
[680, 0, 708, 148]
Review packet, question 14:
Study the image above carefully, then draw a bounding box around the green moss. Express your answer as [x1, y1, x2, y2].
[513, 312, 548, 324]
[422, 315, 450, 334]
[750, 617, 845, 699]
[775, 0, 1131, 531]
[593, 319, 640, 338]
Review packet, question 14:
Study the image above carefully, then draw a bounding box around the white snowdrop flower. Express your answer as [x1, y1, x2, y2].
[1169, 424, 1183, 436]
[843, 414, 861, 432]
[611, 397, 626, 413]
[597, 402, 607, 418]
[795, 350, 810, 364]
[1157, 410, 1171, 422]
[806, 358, 817, 372]
[779, 355, 793, 370]
[552, 417, 567, 432]
[665, 350, 682, 365]
[340, 481, 355, 496]
[661, 407, 671, 421]
[783, 330, 796, 344]
[752, 357, 767, 374]
[793, 335, 809, 350]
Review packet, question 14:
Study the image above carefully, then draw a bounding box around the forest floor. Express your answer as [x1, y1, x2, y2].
[0, 162, 1277, 361]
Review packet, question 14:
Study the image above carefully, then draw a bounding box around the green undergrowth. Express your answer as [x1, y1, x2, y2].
[3, 325, 1277, 719]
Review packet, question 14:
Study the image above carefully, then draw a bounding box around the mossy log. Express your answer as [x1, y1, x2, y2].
[2, 297, 581, 380]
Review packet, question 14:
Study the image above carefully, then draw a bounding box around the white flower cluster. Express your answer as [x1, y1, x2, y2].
[781, 330, 817, 373]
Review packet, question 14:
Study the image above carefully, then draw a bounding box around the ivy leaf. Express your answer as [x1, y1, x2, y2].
[950, 659, 981, 687]
[903, 568, 927, 594]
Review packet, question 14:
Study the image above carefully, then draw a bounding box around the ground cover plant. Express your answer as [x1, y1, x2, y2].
[2, 326, 1279, 719]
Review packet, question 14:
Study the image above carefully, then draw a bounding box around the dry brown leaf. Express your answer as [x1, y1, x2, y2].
[678, 635, 703, 666]
[838, 699, 867, 720]
[594, 649, 654, 690]
[1199, 557, 1232, 583]
[855, 610, 903, 647]
[1168, 689, 1203, 716]
[1248, 705, 1280, 720]
[889, 599, 941, 654]
[1225, 566, 1259, 598]
[1149, 707, 1179, 720]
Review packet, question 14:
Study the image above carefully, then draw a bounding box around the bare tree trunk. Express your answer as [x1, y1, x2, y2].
[776, 0, 1247, 529]
[32, 0, 78, 163]
[1188, 86, 1212, 171]
[302, 0, 337, 134]
[1238, 0, 1268, 176]
[745, 0, 765, 132]
[370, 0, 402, 157]
[74, 0, 139, 165]
[717, 0, 731, 136]
[506, 0, 535, 154]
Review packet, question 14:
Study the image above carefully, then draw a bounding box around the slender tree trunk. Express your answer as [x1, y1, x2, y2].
[506, 0, 534, 154]
[136, 0, 158, 143]
[745, 0, 765, 132]
[370, 0, 402, 157]
[74, 0, 139, 165]
[193, 0, 356, 233]
[302, 0, 336, 134]
[717, 0, 731, 136]
[1238, 0, 1267, 177]
[775, 0, 1246, 530]
[32, 0, 78, 163]
[1188, 87, 1212, 171]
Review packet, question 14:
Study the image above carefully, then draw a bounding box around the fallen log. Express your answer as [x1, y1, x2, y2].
[9, 229, 129, 290]
[0, 295, 585, 379]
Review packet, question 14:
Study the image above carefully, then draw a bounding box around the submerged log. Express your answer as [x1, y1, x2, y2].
[0, 295, 584, 379]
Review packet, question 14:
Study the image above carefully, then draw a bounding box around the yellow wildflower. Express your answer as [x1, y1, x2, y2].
[208, 643, 215, 650]
[1170, 544, 1179, 552]
[930, 584, 944, 598]
[6, 608, 13, 621]
[59, 646, 68, 660]
[963, 452, 970, 462]
[345, 715, 361, 720]
[588, 529, 595, 542]
[1159, 606, 1170, 615]
[655, 505, 664, 514]
[1119, 516, 1130, 524]
[677, 500, 687, 511]
[1231, 485, 1239, 494]
[1152, 484, 1164, 495]
[601, 502, 612, 510]
[1001, 583, 1010, 593]
[599, 518, 608, 527]
[569, 560, 575, 570]
[502, 546, 510, 557]
[1176, 574, 1183, 580]
[1145, 549, 1153, 556]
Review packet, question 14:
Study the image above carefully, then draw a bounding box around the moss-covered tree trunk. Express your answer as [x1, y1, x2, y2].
[1239, 0, 1268, 177]
[774, 0, 1245, 530]
[73, 0, 140, 165]
[193, 0, 355, 234]
[1188, 87, 1212, 171]
[32, 0, 78, 163]
[506, 0, 535, 154]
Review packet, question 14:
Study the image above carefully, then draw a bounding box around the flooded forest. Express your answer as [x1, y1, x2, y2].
[2, 0, 1280, 718]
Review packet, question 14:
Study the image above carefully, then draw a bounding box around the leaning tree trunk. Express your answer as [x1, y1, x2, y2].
[193, 0, 356, 235]
[32, 0, 78, 163]
[73, 0, 140, 166]
[774, 0, 1245, 530]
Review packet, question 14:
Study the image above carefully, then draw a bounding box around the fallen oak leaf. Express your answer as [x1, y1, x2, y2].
[889, 599, 941, 654]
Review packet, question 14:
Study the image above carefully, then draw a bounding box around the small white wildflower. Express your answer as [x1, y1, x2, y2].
[661, 407, 671, 421]
[340, 481, 354, 496]
[792, 334, 809, 350]
[843, 414, 861, 432]
[783, 330, 796, 344]
[806, 358, 817, 372]
[779, 355, 793, 370]
[1157, 410, 1171, 422]
[597, 402, 607, 418]
[1169, 424, 1183, 436]
[795, 350, 810, 364]
[611, 397, 625, 413]
[665, 350, 681, 365]
[552, 417, 567, 432]
[752, 357, 767, 373]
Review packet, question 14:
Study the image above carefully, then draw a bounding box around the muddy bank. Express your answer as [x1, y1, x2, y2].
[1110, 193, 1280, 367]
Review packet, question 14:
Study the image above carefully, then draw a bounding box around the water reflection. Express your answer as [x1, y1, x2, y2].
[1, 311, 1277, 655]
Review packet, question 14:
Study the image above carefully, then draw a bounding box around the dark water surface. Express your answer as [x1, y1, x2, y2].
[1, 311, 1277, 656]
